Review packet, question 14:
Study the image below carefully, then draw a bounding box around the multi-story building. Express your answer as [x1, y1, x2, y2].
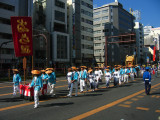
[134, 22, 144, 64]
[67, 0, 93, 66]
[45, 0, 70, 68]
[93, 1, 135, 66]
[144, 26, 153, 37]
[0, 0, 32, 69]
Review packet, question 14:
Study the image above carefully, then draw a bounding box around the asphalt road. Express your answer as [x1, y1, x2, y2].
[0, 75, 160, 120]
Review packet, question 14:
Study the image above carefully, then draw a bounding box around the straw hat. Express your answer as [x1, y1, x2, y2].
[71, 66, 77, 70]
[45, 70, 52, 74]
[41, 70, 46, 73]
[46, 68, 54, 71]
[94, 67, 99, 69]
[31, 70, 41, 75]
[12, 69, 19, 72]
[105, 69, 109, 71]
[88, 69, 93, 73]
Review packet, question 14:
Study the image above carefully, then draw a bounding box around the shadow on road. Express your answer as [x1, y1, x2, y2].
[40, 102, 74, 108]
[0, 97, 23, 102]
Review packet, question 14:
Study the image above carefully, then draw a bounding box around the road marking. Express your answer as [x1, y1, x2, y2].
[155, 110, 160, 113]
[137, 95, 144, 98]
[151, 95, 156, 98]
[123, 101, 133, 105]
[68, 83, 160, 120]
[0, 86, 12, 89]
[131, 98, 139, 101]
[0, 93, 13, 96]
[118, 104, 131, 108]
[136, 107, 149, 111]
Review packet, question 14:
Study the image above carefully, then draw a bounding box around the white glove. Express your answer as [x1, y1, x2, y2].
[149, 82, 151, 84]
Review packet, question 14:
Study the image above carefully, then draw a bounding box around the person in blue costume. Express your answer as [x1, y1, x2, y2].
[46, 70, 56, 97]
[12, 69, 21, 97]
[41, 70, 48, 95]
[67, 68, 79, 97]
[143, 67, 151, 95]
[29, 70, 43, 108]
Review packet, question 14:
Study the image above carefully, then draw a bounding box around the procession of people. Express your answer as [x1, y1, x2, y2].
[12, 64, 158, 108]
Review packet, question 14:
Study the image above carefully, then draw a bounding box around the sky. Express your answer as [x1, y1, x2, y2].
[93, 0, 160, 27]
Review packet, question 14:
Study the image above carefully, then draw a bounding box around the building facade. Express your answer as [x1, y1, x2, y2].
[67, 0, 93, 66]
[93, 1, 135, 66]
[45, 0, 70, 68]
[134, 22, 144, 64]
[0, 0, 32, 69]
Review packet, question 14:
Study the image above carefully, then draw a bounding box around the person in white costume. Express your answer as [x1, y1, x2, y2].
[104, 69, 111, 88]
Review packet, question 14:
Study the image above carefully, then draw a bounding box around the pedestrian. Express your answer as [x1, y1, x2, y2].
[29, 70, 43, 108]
[94, 67, 100, 89]
[46, 70, 56, 97]
[41, 70, 48, 96]
[104, 69, 111, 88]
[130, 65, 135, 81]
[124, 66, 130, 83]
[79, 66, 87, 92]
[12, 69, 21, 97]
[99, 67, 103, 82]
[154, 65, 158, 77]
[67, 68, 73, 90]
[67, 68, 78, 97]
[120, 66, 125, 82]
[143, 67, 151, 95]
[113, 68, 120, 86]
[88, 69, 95, 91]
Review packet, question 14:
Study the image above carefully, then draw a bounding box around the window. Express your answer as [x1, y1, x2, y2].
[82, 35, 93, 41]
[94, 18, 101, 21]
[0, 2, 15, 11]
[102, 16, 108, 20]
[94, 30, 101, 34]
[81, 26, 93, 33]
[94, 36, 101, 40]
[94, 24, 101, 27]
[94, 11, 101, 16]
[81, 17, 93, 25]
[54, 22, 66, 33]
[81, 1, 93, 9]
[55, 0, 65, 9]
[102, 9, 108, 14]
[94, 43, 101, 46]
[0, 17, 10, 25]
[95, 49, 101, 52]
[55, 10, 65, 22]
[57, 35, 67, 59]
[81, 9, 93, 17]
[0, 32, 12, 39]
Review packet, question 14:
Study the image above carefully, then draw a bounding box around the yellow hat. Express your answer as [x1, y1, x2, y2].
[41, 70, 46, 73]
[45, 70, 52, 74]
[71, 66, 77, 70]
[31, 70, 41, 75]
[46, 68, 54, 71]
[88, 69, 93, 73]
[95, 67, 98, 69]
[12, 69, 19, 72]
[105, 69, 109, 71]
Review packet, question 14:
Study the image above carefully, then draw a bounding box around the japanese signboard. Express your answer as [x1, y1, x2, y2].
[11, 17, 33, 57]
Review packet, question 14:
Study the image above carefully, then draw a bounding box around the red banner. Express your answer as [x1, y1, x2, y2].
[11, 17, 33, 57]
[153, 46, 156, 61]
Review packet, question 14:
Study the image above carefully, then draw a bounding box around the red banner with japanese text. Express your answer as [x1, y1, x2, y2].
[10, 17, 33, 57]
[153, 46, 156, 61]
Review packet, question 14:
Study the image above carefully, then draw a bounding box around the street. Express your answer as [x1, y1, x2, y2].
[0, 75, 160, 120]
